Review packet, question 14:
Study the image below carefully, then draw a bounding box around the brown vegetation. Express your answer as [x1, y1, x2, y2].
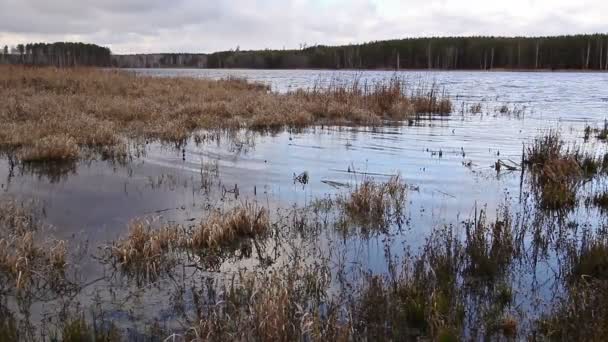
[584, 120, 608, 141]
[537, 234, 608, 340]
[108, 219, 183, 281]
[0, 66, 452, 162]
[339, 175, 407, 231]
[525, 131, 606, 211]
[189, 204, 270, 250]
[106, 204, 270, 281]
[0, 199, 70, 297]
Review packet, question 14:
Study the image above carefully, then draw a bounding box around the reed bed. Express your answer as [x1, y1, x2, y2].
[0, 66, 452, 162]
[183, 207, 521, 341]
[10, 185, 608, 340]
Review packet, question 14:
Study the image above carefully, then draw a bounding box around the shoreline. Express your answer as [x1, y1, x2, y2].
[117, 66, 608, 73]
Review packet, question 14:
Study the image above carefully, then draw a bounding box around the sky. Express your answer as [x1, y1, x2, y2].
[0, 0, 606, 54]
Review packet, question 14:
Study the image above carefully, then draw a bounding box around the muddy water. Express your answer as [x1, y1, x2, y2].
[2, 70, 608, 335]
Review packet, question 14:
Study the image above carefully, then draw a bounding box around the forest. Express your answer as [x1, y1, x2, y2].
[2, 35, 608, 70]
[206, 34, 608, 70]
[0, 42, 111, 67]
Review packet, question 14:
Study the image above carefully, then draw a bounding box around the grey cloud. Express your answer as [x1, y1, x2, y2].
[0, 0, 605, 54]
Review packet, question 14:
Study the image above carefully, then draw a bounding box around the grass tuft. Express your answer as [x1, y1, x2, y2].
[190, 204, 270, 250]
[340, 175, 407, 231]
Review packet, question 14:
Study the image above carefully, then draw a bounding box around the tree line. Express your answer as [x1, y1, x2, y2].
[0, 42, 111, 67]
[207, 34, 608, 70]
[2, 35, 608, 70]
[111, 53, 208, 68]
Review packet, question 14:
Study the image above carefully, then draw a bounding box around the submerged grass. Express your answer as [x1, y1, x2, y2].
[0, 66, 452, 162]
[105, 203, 270, 282]
[108, 219, 183, 282]
[189, 204, 269, 250]
[525, 130, 606, 211]
[182, 206, 522, 341]
[584, 119, 608, 141]
[537, 234, 608, 340]
[0, 199, 70, 297]
[339, 175, 407, 232]
[464, 208, 514, 281]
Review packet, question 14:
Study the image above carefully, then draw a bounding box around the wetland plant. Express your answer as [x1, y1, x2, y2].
[104, 203, 271, 282]
[0, 67, 452, 163]
[463, 209, 515, 282]
[108, 219, 183, 282]
[525, 131, 605, 211]
[536, 233, 608, 340]
[591, 190, 608, 211]
[0, 199, 71, 297]
[339, 175, 407, 232]
[189, 204, 270, 250]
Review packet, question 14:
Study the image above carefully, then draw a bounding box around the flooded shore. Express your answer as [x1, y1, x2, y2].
[1, 68, 608, 340]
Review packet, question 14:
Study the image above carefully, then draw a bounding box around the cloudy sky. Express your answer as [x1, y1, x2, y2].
[0, 0, 606, 54]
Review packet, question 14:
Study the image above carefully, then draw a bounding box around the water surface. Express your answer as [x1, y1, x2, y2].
[3, 69, 608, 336]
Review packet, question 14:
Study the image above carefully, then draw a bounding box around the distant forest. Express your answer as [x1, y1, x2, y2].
[206, 34, 608, 70]
[3, 35, 608, 70]
[0, 42, 111, 67]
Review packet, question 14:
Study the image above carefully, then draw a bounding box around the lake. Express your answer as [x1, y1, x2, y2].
[2, 69, 608, 339]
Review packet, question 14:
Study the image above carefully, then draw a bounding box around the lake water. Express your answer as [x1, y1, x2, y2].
[3, 69, 608, 337]
[7, 69, 606, 238]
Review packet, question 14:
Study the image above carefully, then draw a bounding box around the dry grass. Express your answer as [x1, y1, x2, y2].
[105, 204, 270, 281]
[525, 131, 564, 167]
[183, 212, 521, 341]
[568, 237, 608, 282]
[537, 235, 608, 340]
[464, 209, 514, 281]
[17, 134, 80, 162]
[189, 204, 270, 250]
[0, 66, 452, 162]
[591, 190, 608, 211]
[340, 175, 407, 230]
[0, 198, 69, 295]
[584, 120, 608, 141]
[525, 131, 605, 211]
[108, 219, 183, 281]
[189, 265, 347, 342]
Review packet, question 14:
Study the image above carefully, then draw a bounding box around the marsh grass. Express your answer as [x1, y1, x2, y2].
[0, 66, 452, 163]
[105, 203, 270, 282]
[4, 190, 577, 341]
[568, 235, 608, 282]
[0, 199, 71, 297]
[187, 263, 345, 342]
[525, 131, 605, 211]
[59, 316, 121, 342]
[339, 175, 407, 232]
[189, 204, 270, 250]
[537, 234, 608, 340]
[470, 103, 483, 114]
[591, 190, 608, 211]
[584, 120, 608, 141]
[17, 134, 80, 162]
[464, 208, 514, 281]
[108, 219, 183, 282]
